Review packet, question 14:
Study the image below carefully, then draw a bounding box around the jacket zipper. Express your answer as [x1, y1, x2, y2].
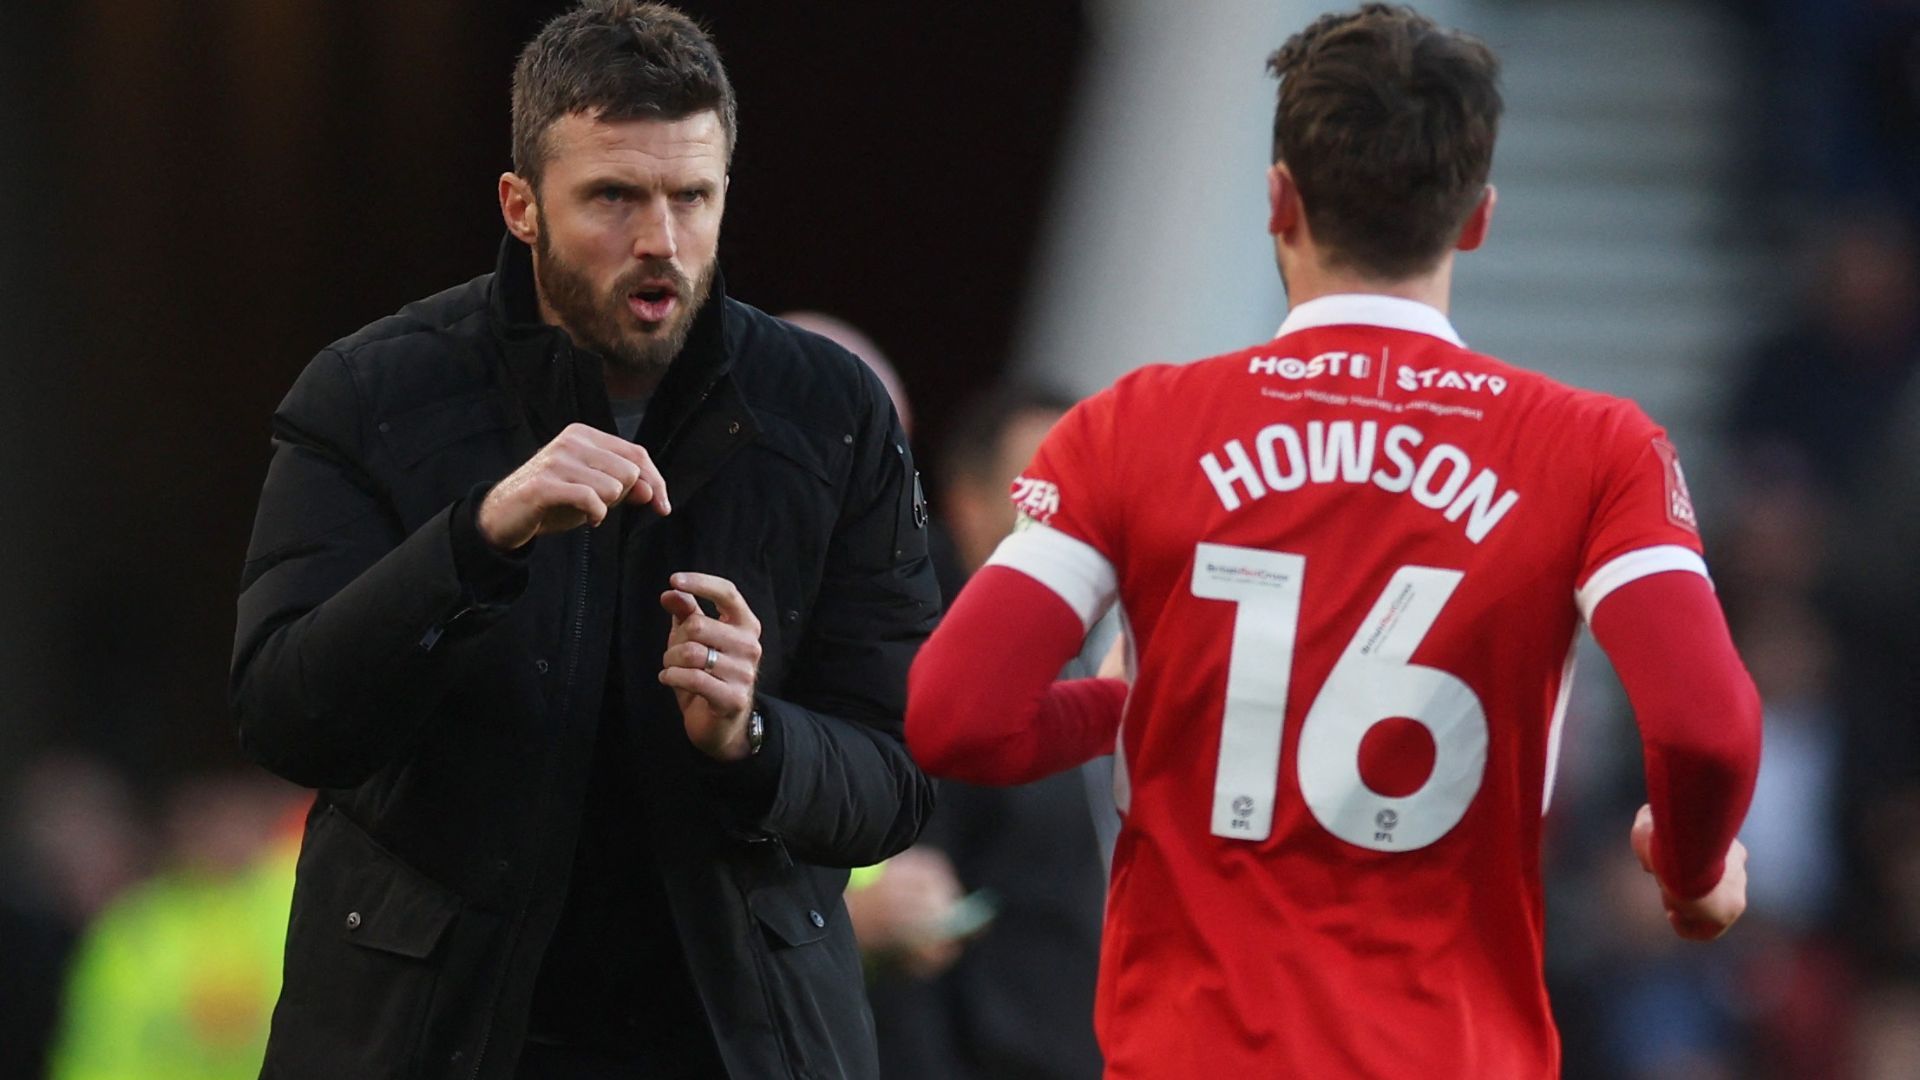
[464, 378, 711, 1078]
[466, 526, 593, 1080]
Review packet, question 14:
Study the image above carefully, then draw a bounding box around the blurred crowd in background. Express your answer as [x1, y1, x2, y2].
[5, 1, 1920, 1078]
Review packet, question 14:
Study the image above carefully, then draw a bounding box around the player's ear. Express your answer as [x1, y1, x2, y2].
[1268, 162, 1301, 237]
[500, 172, 540, 245]
[1456, 184, 1496, 252]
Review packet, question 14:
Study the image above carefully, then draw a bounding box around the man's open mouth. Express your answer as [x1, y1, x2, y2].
[628, 282, 679, 323]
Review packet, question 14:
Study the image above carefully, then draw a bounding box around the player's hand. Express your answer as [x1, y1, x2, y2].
[660, 573, 762, 761]
[477, 423, 670, 550]
[1630, 803, 1748, 941]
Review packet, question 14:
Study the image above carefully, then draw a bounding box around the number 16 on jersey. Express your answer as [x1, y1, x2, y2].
[1192, 543, 1489, 851]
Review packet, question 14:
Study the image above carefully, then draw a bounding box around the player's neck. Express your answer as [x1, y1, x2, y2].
[1281, 256, 1455, 317]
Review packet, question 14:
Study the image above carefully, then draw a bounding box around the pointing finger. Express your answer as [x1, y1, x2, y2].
[668, 572, 761, 633]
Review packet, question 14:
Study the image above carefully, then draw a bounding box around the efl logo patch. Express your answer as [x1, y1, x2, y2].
[1651, 438, 1697, 532]
[1010, 475, 1061, 525]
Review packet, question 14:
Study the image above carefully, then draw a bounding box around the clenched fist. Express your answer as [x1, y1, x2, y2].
[478, 423, 670, 551]
[1630, 803, 1749, 941]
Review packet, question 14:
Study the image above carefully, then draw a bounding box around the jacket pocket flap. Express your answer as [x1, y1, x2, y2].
[747, 884, 831, 948]
[753, 412, 847, 487]
[378, 392, 515, 469]
[317, 809, 460, 960]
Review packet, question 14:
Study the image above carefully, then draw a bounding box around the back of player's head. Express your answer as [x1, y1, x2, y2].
[511, 0, 737, 190]
[1268, 5, 1502, 280]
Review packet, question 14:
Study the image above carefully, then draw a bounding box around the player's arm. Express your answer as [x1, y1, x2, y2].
[1587, 569, 1761, 939]
[906, 561, 1127, 785]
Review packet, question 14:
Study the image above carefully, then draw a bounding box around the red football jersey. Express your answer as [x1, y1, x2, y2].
[989, 294, 1709, 1078]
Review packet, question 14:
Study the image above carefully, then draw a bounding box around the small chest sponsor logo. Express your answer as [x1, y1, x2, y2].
[1651, 438, 1698, 532]
[1396, 366, 1508, 395]
[1248, 351, 1372, 381]
[1010, 476, 1061, 525]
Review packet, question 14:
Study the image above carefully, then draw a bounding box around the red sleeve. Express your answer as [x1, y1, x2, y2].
[1589, 571, 1761, 900]
[906, 566, 1128, 785]
[1010, 385, 1124, 557]
[1579, 403, 1704, 585]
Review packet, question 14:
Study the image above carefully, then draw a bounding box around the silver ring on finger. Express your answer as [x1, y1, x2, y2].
[705, 646, 720, 673]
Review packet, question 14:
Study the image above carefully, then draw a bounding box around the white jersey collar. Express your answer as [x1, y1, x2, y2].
[1276, 293, 1464, 348]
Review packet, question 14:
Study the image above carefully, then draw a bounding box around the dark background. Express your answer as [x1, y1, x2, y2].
[1, 0, 1088, 786]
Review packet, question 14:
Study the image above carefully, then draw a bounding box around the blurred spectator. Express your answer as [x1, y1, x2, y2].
[45, 771, 302, 1080]
[10, 753, 150, 926]
[862, 383, 1111, 1080]
[781, 310, 915, 437]
[1726, 213, 1920, 496]
[0, 752, 148, 1079]
[842, 846, 967, 980]
[928, 386, 1077, 602]
[1734, 600, 1843, 930]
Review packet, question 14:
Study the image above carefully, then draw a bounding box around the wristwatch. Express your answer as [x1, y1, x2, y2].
[747, 709, 766, 756]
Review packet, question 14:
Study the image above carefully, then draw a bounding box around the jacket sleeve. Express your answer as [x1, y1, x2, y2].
[230, 349, 526, 789]
[723, 367, 941, 867]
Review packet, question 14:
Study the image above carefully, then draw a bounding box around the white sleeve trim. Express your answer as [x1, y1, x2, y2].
[985, 522, 1119, 632]
[1576, 544, 1712, 623]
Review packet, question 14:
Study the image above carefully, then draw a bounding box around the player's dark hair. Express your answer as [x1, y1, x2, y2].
[1268, 4, 1502, 280]
[511, 0, 736, 189]
[942, 384, 1077, 489]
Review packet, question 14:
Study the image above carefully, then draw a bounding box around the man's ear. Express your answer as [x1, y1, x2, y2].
[1268, 162, 1302, 238]
[500, 173, 539, 245]
[1456, 184, 1496, 252]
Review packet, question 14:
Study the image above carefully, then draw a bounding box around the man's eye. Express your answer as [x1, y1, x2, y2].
[674, 189, 706, 205]
[596, 187, 628, 203]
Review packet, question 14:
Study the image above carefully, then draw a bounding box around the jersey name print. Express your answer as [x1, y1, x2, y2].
[1195, 417, 1520, 541]
[988, 294, 1711, 1078]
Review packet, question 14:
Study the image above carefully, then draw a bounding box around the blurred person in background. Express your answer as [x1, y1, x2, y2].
[771, 312, 976, 1014]
[228, 3, 938, 1078]
[778, 314, 1108, 1078]
[874, 384, 1111, 1080]
[45, 771, 302, 1080]
[908, 6, 1761, 1076]
[1727, 212, 1920, 497]
[0, 753, 148, 1080]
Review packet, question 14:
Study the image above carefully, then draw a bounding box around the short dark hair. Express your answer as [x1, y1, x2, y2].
[1268, 4, 1501, 280]
[511, 0, 737, 188]
[942, 384, 1077, 489]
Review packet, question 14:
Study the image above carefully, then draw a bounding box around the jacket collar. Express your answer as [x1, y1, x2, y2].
[486, 234, 758, 508]
[487, 235, 742, 437]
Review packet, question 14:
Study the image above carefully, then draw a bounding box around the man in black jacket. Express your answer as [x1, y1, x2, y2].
[230, 3, 939, 1077]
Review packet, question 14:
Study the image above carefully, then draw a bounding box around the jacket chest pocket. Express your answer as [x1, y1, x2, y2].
[376, 391, 525, 530]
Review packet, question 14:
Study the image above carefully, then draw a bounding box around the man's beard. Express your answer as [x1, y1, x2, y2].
[533, 224, 715, 382]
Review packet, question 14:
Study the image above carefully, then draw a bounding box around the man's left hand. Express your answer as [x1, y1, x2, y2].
[660, 573, 764, 761]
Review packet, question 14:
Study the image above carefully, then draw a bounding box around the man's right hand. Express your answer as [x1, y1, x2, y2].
[1630, 803, 1749, 941]
[477, 423, 670, 551]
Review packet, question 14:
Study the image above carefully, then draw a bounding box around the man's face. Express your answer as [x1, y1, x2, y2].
[527, 110, 728, 381]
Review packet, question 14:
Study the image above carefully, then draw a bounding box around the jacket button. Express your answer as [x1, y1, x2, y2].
[808, 909, 825, 928]
[842, 434, 854, 445]
[534, 658, 549, 674]
[728, 420, 741, 435]
[345, 911, 362, 931]
[783, 610, 799, 624]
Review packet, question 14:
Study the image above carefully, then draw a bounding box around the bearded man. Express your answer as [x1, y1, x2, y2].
[230, 3, 939, 1077]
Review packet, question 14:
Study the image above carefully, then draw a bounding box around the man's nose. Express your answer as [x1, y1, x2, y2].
[632, 198, 678, 261]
